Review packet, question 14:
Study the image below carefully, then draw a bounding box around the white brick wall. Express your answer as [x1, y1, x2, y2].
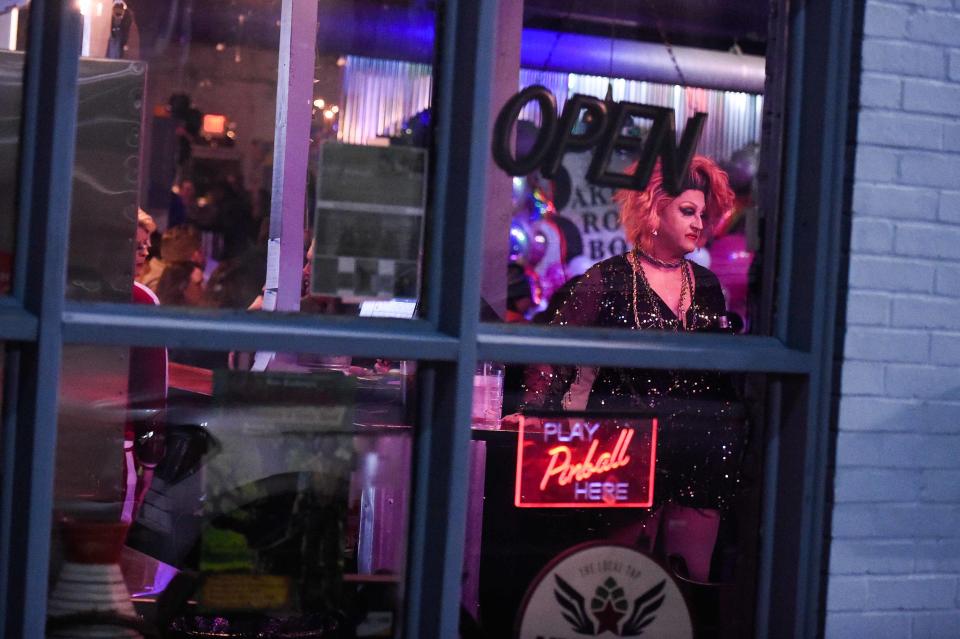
[827, 1, 960, 636]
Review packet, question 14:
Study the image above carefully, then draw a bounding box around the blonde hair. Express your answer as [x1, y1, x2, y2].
[137, 209, 156, 234]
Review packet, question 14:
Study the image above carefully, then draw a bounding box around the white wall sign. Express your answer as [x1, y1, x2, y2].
[558, 152, 629, 265]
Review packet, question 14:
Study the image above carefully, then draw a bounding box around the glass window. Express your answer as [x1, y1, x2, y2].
[463, 359, 766, 637]
[482, 2, 772, 336]
[65, 1, 436, 321]
[0, 5, 29, 296]
[51, 344, 415, 637]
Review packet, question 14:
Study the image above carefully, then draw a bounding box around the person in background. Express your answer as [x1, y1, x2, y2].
[505, 263, 534, 323]
[138, 224, 204, 293]
[167, 178, 195, 229]
[127, 210, 168, 521]
[155, 262, 204, 308]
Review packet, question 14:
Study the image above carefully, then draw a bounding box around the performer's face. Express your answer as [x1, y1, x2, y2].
[654, 189, 706, 258]
[135, 226, 151, 271]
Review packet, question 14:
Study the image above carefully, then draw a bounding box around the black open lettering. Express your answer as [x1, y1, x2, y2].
[492, 88, 707, 193]
[491, 85, 558, 175]
[541, 94, 608, 179]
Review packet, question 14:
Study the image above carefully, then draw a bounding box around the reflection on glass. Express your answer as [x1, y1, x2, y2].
[0, 5, 28, 296]
[53, 345, 414, 637]
[468, 362, 763, 637]
[61, 0, 434, 319]
[486, 2, 769, 334]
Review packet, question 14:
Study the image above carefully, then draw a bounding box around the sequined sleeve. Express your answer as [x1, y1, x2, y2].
[520, 263, 606, 411]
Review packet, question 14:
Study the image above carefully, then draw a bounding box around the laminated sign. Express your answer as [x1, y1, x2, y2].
[515, 415, 656, 508]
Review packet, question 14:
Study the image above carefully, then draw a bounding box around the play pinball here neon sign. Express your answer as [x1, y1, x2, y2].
[515, 416, 657, 508]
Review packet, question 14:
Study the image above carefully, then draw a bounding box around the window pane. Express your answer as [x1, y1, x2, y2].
[0, 6, 29, 296]
[52, 345, 414, 637]
[481, 2, 774, 337]
[463, 359, 766, 637]
[65, 1, 436, 322]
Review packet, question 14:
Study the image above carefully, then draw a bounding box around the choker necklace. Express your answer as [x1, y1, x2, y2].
[634, 247, 684, 269]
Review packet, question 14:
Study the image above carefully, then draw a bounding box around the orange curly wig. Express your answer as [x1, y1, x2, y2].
[614, 155, 735, 253]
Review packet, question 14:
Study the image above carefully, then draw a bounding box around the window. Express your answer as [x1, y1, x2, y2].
[0, 0, 858, 638]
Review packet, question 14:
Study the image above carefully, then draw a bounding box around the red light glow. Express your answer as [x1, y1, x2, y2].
[514, 416, 657, 508]
[202, 114, 227, 136]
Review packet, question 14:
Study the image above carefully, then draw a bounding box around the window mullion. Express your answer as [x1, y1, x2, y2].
[0, 1, 80, 636]
[404, 0, 496, 637]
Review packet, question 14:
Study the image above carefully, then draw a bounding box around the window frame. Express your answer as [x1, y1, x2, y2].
[0, 0, 860, 637]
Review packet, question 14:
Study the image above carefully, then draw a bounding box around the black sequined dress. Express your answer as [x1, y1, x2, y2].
[522, 253, 747, 510]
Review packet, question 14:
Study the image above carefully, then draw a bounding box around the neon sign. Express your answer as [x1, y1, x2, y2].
[515, 416, 657, 508]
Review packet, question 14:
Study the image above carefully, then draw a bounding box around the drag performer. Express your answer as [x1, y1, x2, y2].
[522, 155, 745, 581]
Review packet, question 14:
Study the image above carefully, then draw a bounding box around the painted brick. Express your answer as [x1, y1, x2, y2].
[916, 540, 960, 572]
[907, 10, 960, 45]
[834, 468, 923, 501]
[824, 613, 910, 639]
[855, 145, 901, 182]
[851, 217, 895, 252]
[892, 296, 960, 330]
[844, 326, 930, 362]
[940, 190, 960, 223]
[859, 112, 943, 149]
[900, 151, 960, 188]
[836, 432, 960, 468]
[902, 77, 960, 114]
[944, 122, 960, 151]
[922, 400, 960, 431]
[819, 2, 960, 634]
[930, 332, 960, 364]
[829, 539, 916, 574]
[921, 469, 960, 501]
[846, 291, 892, 325]
[902, 0, 955, 8]
[839, 396, 924, 431]
[866, 576, 958, 610]
[849, 255, 935, 292]
[884, 362, 960, 397]
[865, 3, 913, 37]
[860, 73, 903, 108]
[912, 612, 960, 639]
[827, 577, 869, 611]
[862, 39, 947, 77]
[840, 360, 886, 395]
[854, 183, 940, 220]
[825, 612, 911, 639]
[832, 504, 960, 538]
[894, 222, 960, 259]
[935, 264, 960, 297]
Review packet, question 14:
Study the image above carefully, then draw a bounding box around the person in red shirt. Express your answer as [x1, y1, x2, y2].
[123, 210, 168, 522]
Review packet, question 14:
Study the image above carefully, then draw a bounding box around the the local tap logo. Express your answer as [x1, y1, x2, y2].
[516, 544, 692, 639]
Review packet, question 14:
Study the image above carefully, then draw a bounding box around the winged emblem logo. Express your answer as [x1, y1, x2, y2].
[554, 574, 666, 636]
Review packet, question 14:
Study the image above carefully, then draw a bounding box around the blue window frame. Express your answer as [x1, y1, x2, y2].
[0, 0, 861, 637]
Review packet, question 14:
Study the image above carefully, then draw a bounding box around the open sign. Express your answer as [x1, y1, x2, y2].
[491, 86, 706, 195]
[515, 415, 657, 508]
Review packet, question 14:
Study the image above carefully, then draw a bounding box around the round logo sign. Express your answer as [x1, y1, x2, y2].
[516, 543, 693, 639]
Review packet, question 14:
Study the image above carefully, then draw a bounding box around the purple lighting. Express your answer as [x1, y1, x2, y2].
[317, 7, 765, 92]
